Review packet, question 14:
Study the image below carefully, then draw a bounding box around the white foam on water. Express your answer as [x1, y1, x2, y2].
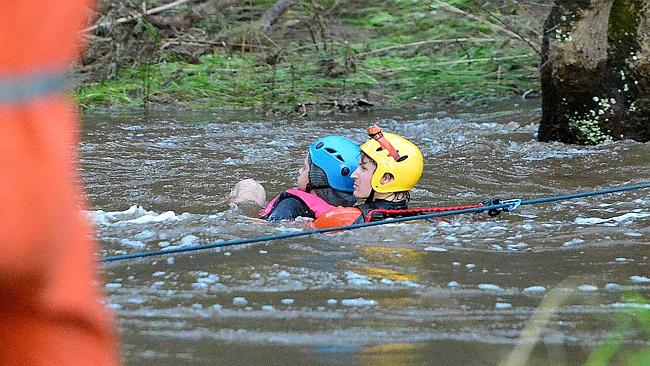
[88, 210, 111, 226]
[610, 302, 650, 309]
[119, 238, 146, 249]
[192, 282, 209, 290]
[630, 275, 650, 283]
[123, 211, 181, 225]
[478, 283, 502, 291]
[135, 230, 156, 240]
[490, 226, 508, 231]
[523, 286, 546, 293]
[197, 274, 220, 284]
[126, 297, 146, 304]
[179, 235, 200, 246]
[578, 284, 598, 292]
[444, 235, 459, 242]
[90, 205, 184, 226]
[233, 297, 248, 306]
[562, 238, 585, 247]
[495, 302, 512, 309]
[398, 280, 422, 288]
[424, 246, 448, 252]
[90, 204, 149, 220]
[507, 242, 528, 251]
[345, 271, 373, 286]
[574, 212, 650, 225]
[276, 270, 291, 279]
[341, 298, 378, 307]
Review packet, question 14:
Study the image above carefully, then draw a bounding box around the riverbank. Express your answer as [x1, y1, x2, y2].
[76, 0, 549, 114]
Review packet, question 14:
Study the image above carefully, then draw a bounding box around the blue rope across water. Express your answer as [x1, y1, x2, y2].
[100, 182, 650, 263]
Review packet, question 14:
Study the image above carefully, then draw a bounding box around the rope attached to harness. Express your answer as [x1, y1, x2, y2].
[365, 204, 483, 222]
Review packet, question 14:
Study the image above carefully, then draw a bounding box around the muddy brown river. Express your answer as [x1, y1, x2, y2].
[80, 101, 649, 365]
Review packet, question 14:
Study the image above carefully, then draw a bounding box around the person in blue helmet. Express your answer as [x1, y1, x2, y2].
[227, 136, 361, 221]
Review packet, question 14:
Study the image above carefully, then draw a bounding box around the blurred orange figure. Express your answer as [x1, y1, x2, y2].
[0, 1, 120, 365]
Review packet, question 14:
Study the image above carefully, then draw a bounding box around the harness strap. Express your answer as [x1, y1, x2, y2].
[0, 70, 68, 105]
[365, 204, 483, 222]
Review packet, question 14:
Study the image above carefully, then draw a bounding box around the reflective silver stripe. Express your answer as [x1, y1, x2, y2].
[0, 71, 67, 104]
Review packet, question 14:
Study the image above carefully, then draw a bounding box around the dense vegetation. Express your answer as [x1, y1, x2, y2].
[77, 0, 548, 113]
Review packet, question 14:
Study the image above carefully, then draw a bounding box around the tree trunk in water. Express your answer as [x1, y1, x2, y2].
[539, 0, 650, 144]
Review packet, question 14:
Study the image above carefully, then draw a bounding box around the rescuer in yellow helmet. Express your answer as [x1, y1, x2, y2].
[312, 125, 424, 228]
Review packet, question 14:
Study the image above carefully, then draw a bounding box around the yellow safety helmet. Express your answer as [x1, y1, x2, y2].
[360, 126, 424, 193]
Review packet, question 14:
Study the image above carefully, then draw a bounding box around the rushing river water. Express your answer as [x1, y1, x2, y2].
[81, 101, 649, 366]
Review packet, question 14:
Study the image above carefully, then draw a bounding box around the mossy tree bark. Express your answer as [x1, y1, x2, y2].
[539, 0, 650, 144]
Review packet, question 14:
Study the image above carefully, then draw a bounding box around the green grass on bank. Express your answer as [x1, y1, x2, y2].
[77, 0, 541, 111]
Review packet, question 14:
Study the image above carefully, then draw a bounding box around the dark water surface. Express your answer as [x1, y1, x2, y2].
[81, 102, 650, 366]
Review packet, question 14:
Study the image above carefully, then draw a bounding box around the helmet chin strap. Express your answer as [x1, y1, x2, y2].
[364, 189, 376, 204]
[306, 183, 330, 192]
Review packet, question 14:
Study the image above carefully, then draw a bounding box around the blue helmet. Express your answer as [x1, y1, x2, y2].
[309, 136, 360, 192]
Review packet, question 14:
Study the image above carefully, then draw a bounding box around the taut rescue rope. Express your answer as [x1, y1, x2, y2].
[101, 183, 650, 263]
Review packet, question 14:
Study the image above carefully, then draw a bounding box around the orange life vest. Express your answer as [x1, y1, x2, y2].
[311, 207, 364, 228]
[0, 1, 120, 364]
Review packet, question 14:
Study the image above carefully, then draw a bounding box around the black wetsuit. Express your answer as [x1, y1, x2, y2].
[353, 199, 408, 224]
[263, 195, 313, 221]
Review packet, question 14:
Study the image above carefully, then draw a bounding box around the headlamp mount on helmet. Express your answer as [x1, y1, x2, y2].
[359, 126, 424, 193]
[367, 125, 408, 162]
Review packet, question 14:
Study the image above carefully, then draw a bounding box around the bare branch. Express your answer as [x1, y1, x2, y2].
[485, 11, 541, 56]
[383, 54, 535, 74]
[324, 0, 343, 17]
[357, 37, 498, 58]
[147, 0, 241, 29]
[432, 0, 541, 55]
[84, 0, 192, 32]
[259, 0, 299, 33]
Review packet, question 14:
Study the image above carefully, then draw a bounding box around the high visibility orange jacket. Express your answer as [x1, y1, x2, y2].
[0, 1, 120, 365]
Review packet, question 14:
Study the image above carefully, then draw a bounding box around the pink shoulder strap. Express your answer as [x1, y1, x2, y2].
[260, 189, 336, 218]
[284, 189, 335, 217]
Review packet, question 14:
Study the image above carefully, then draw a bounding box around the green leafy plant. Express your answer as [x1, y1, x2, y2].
[585, 293, 650, 366]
